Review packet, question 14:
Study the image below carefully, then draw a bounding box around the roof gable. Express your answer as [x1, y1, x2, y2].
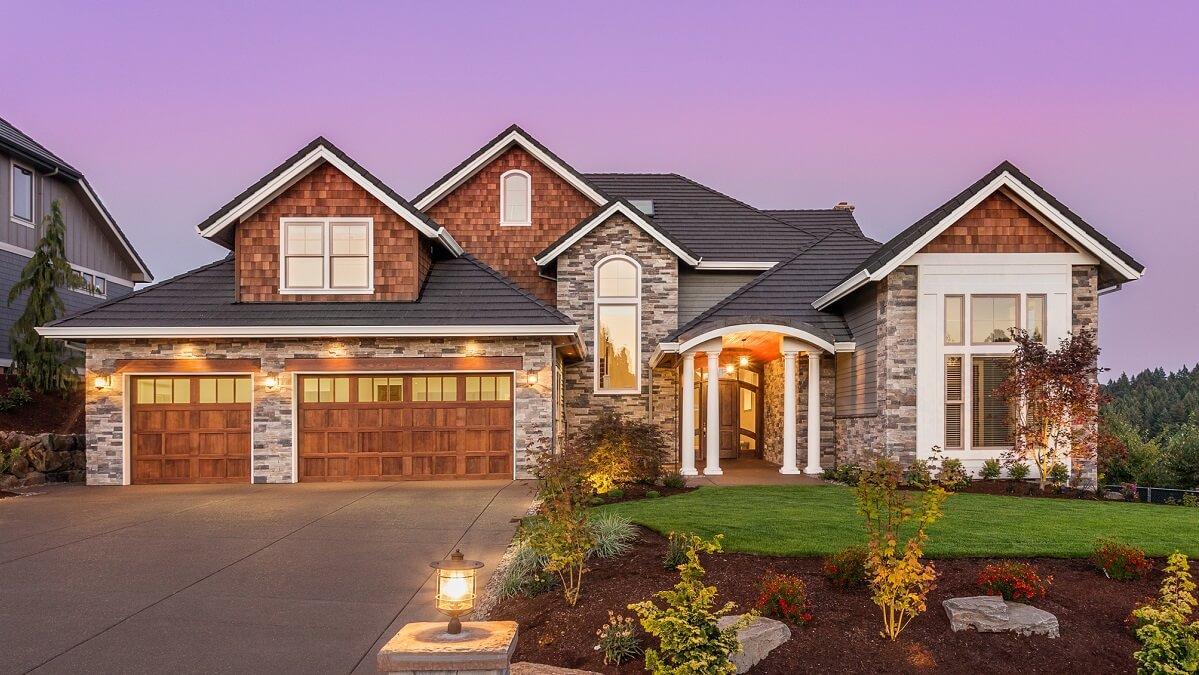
[414, 124, 607, 211]
[814, 161, 1145, 309]
[196, 137, 462, 255]
[533, 200, 700, 266]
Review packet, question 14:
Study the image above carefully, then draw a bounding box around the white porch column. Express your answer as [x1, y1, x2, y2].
[779, 347, 801, 474]
[703, 349, 723, 475]
[679, 352, 697, 476]
[804, 352, 823, 475]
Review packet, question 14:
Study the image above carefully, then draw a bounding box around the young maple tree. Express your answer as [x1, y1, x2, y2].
[995, 328, 1104, 490]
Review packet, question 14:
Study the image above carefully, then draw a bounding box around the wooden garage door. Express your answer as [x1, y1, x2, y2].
[130, 376, 252, 484]
[298, 373, 513, 481]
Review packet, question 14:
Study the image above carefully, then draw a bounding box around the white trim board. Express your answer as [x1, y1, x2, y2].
[38, 324, 583, 339]
[415, 128, 606, 211]
[814, 172, 1144, 309]
[534, 201, 700, 267]
[198, 144, 463, 256]
[693, 261, 777, 271]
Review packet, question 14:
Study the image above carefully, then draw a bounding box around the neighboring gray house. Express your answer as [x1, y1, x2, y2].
[38, 125, 1143, 487]
[0, 116, 152, 365]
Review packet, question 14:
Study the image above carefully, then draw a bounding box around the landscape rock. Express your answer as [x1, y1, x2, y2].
[1102, 490, 1125, 501]
[0, 473, 18, 489]
[944, 595, 1059, 638]
[718, 614, 792, 673]
[511, 663, 601, 675]
[27, 445, 64, 473]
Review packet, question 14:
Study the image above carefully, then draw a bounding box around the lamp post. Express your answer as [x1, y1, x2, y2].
[429, 549, 484, 634]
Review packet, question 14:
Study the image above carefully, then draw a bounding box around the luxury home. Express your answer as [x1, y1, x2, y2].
[38, 125, 1143, 486]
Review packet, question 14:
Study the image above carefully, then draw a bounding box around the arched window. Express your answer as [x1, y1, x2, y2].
[594, 256, 640, 393]
[499, 170, 531, 225]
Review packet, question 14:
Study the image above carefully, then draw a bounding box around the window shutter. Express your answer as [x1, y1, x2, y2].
[944, 356, 963, 449]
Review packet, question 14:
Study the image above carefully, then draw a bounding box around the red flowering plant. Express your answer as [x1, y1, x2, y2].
[977, 561, 1052, 603]
[1092, 539, 1153, 581]
[822, 545, 869, 590]
[754, 571, 813, 626]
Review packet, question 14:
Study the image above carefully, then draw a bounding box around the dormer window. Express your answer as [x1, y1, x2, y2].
[499, 170, 531, 226]
[280, 217, 373, 294]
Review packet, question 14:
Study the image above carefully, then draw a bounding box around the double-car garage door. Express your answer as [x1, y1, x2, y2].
[128, 373, 515, 484]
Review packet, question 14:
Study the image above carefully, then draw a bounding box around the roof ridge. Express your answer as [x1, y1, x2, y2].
[47, 255, 233, 326]
[582, 172, 678, 176]
[457, 253, 574, 324]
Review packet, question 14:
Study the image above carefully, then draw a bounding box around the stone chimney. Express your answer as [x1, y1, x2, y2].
[834, 201, 855, 212]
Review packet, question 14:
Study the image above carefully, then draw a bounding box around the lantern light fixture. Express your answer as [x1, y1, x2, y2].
[429, 549, 484, 634]
[263, 375, 280, 391]
[739, 355, 750, 368]
[93, 375, 110, 391]
[526, 371, 538, 386]
[724, 362, 736, 375]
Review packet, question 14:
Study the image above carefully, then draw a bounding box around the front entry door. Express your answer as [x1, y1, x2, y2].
[718, 381, 738, 458]
[696, 376, 759, 460]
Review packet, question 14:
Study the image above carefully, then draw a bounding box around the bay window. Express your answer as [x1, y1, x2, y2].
[280, 217, 372, 293]
[594, 256, 640, 393]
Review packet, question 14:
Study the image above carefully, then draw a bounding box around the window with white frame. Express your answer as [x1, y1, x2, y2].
[594, 256, 640, 393]
[11, 162, 34, 225]
[73, 270, 107, 298]
[499, 170, 531, 225]
[280, 217, 372, 292]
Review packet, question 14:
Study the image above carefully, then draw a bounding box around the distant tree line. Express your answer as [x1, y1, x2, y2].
[1100, 364, 1199, 489]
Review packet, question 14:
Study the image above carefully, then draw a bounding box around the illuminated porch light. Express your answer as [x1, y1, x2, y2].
[724, 362, 736, 375]
[93, 375, 110, 391]
[263, 375, 280, 391]
[738, 355, 750, 368]
[430, 549, 484, 634]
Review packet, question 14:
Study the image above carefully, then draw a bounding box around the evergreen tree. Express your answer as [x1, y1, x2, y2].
[7, 200, 82, 393]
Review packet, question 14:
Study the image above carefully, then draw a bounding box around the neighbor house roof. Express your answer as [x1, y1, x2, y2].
[584, 173, 820, 265]
[40, 253, 579, 340]
[195, 136, 463, 255]
[0, 116, 153, 282]
[668, 230, 882, 346]
[815, 160, 1146, 308]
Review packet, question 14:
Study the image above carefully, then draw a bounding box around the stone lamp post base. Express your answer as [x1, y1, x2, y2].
[378, 621, 518, 675]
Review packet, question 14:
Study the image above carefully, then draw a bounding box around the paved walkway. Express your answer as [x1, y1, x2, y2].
[688, 458, 827, 486]
[0, 480, 535, 675]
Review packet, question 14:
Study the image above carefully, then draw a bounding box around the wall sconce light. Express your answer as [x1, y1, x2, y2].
[93, 375, 110, 391]
[738, 355, 750, 368]
[525, 371, 538, 386]
[263, 375, 280, 391]
[724, 362, 736, 375]
[429, 549, 484, 634]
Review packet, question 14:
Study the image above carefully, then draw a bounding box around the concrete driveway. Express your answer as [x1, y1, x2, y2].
[0, 480, 534, 675]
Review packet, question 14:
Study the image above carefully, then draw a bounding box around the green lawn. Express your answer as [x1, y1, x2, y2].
[600, 485, 1199, 558]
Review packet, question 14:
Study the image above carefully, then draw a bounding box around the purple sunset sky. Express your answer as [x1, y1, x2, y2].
[3, 1, 1196, 377]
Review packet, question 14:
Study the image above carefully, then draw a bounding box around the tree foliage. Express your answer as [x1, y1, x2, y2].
[1104, 364, 1199, 439]
[7, 201, 81, 393]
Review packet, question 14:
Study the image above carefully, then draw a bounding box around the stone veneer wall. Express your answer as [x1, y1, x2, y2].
[877, 266, 918, 464]
[760, 354, 836, 468]
[556, 214, 679, 450]
[1071, 265, 1100, 486]
[84, 336, 555, 485]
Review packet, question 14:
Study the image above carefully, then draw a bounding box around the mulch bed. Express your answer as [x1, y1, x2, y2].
[490, 527, 1157, 674]
[958, 479, 1096, 500]
[0, 376, 83, 434]
[594, 483, 696, 505]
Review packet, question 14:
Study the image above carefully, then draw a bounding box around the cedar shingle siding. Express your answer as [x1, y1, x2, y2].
[426, 146, 596, 305]
[234, 163, 428, 302]
[919, 192, 1074, 254]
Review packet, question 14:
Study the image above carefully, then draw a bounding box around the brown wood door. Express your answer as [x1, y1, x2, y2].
[298, 373, 513, 481]
[130, 376, 252, 484]
[719, 381, 738, 458]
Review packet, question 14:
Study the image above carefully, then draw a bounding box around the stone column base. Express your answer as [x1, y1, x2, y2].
[378, 621, 518, 674]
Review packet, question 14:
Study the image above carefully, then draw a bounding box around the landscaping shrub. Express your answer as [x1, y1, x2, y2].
[977, 561, 1052, 602]
[662, 471, 687, 489]
[754, 572, 813, 626]
[0, 387, 33, 412]
[495, 539, 555, 600]
[532, 442, 592, 506]
[645, 489, 661, 499]
[1163, 422, 1199, 490]
[980, 458, 1002, 480]
[904, 460, 933, 489]
[937, 458, 971, 491]
[629, 533, 752, 674]
[588, 512, 638, 559]
[825, 462, 862, 486]
[528, 443, 594, 606]
[857, 458, 948, 641]
[1007, 462, 1031, 481]
[604, 487, 625, 501]
[1047, 462, 1070, 487]
[595, 611, 642, 666]
[572, 412, 668, 493]
[1130, 552, 1199, 674]
[1092, 539, 1153, 581]
[662, 530, 691, 570]
[822, 545, 869, 590]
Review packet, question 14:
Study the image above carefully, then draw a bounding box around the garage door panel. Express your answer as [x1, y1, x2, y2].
[356, 456, 381, 478]
[130, 376, 252, 484]
[381, 457, 404, 477]
[357, 409, 382, 428]
[326, 431, 355, 453]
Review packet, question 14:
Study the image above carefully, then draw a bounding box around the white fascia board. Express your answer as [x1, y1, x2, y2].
[36, 324, 580, 339]
[693, 261, 777, 271]
[813, 171, 1142, 309]
[533, 202, 701, 267]
[198, 146, 455, 252]
[77, 180, 153, 282]
[415, 130, 606, 210]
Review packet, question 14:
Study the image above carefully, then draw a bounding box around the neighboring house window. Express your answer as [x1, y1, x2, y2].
[73, 271, 107, 298]
[11, 162, 34, 225]
[970, 295, 1018, 344]
[499, 170, 531, 225]
[280, 217, 373, 293]
[594, 255, 640, 393]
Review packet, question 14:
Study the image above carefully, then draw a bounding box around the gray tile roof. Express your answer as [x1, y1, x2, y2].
[844, 160, 1145, 290]
[762, 209, 868, 238]
[668, 230, 882, 344]
[533, 198, 700, 264]
[583, 174, 819, 262]
[48, 253, 573, 328]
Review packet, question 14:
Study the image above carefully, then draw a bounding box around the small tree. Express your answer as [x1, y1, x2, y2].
[8, 201, 82, 393]
[995, 328, 1104, 490]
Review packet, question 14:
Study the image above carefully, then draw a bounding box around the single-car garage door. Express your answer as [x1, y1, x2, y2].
[298, 373, 513, 481]
[129, 376, 252, 484]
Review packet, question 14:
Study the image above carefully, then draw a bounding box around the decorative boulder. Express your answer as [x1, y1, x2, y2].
[943, 595, 1059, 638]
[26, 445, 65, 473]
[717, 614, 791, 674]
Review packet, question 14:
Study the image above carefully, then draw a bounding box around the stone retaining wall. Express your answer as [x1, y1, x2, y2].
[0, 432, 86, 488]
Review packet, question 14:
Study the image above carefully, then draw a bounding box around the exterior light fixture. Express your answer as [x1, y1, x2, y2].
[93, 375, 110, 391]
[738, 355, 750, 368]
[430, 549, 484, 634]
[263, 375, 280, 391]
[526, 371, 538, 386]
[724, 363, 736, 375]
